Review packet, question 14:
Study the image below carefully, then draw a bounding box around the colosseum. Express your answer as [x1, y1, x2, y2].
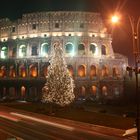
[0, 11, 128, 101]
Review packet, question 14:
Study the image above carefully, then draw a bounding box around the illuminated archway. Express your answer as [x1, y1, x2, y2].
[91, 86, 97, 96]
[41, 65, 48, 77]
[78, 43, 85, 55]
[21, 86, 26, 98]
[11, 47, 17, 57]
[101, 65, 109, 77]
[78, 65, 86, 77]
[29, 64, 38, 77]
[41, 43, 49, 57]
[0, 66, 6, 77]
[101, 45, 106, 55]
[113, 67, 119, 77]
[19, 64, 26, 77]
[19, 45, 27, 57]
[1, 47, 8, 59]
[65, 43, 74, 56]
[80, 86, 86, 96]
[90, 65, 96, 79]
[102, 86, 108, 96]
[67, 65, 74, 77]
[90, 44, 96, 54]
[9, 65, 16, 78]
[114, 87, 120, 96]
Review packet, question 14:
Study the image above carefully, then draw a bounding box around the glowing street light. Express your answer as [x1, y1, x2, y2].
[111, 15, 120, 23]
[111, 13, 140, 140]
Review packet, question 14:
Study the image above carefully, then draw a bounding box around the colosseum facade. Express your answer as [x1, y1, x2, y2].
[0, 11, 128, 101]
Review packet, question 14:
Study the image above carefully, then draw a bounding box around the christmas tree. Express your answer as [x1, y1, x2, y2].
[42, 42, 75, 106]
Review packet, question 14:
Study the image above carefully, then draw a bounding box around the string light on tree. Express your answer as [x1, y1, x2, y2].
[42, 42, 75, 106]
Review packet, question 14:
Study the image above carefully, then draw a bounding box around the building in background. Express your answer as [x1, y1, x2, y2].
[0, 11, 128, 101]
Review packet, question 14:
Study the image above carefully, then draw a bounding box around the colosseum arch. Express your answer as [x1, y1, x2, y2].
[31, 45, 38, 56]
[90, 65, 97, 79]
[1, 46, 8, 59]
[112, 66, 120, 77]
[29, 64, 38, 77]
[9, 65, 16, 78]
[101, 65, 109, 77]
[90, 43, 97, 55]
[2, 87, 6, 97]
[19, 45, 27, 57]
[41, 43, 49, 57]
[102, 86, 108, 96]
[78, 65, 86, 77]
[11, 47, 17, 57]
[41, 65, 48, 77]
[65, 42, 74, 55]
[29, 87, 37, 100]
[19, 64, 26, 77]
[20, 86, 26, 99]
[79, 86, 86, 96]
[67, 65, 74, 77]
[114, 87, 120, 96]
[101, 45, 107, 55]
[78, 43, 86, 55]
[9, 87, 16, 98]
[0, 66, 6, 77]
[91, 85, 97, 96]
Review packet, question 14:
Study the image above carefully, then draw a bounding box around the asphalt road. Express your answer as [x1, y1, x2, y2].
[0, 105, 136, 140]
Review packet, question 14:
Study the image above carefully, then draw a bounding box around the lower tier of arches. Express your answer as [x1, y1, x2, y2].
[0, 78, 124, 101]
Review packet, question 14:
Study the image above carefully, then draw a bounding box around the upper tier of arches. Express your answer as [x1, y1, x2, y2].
[0, 40, 112, 59]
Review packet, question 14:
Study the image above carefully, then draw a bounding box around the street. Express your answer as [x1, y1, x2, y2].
[0, 105, 136, 140]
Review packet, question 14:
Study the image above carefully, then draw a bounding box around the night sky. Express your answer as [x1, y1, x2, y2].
[0, 0, 140, 65]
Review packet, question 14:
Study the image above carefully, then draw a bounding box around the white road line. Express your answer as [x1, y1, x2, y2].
[10, 112, 74, 131]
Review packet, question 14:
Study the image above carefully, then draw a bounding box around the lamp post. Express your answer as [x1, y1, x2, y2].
[129, 16, 140, 140]
[111, 14, 140, 139]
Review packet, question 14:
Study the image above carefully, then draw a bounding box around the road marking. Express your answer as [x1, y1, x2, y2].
[0, 114, 19, 122]
[10, 112, 74, 131]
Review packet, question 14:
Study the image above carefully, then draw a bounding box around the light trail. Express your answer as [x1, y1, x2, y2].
[0, 114, 19, 122]
[10, 112, 74, 131]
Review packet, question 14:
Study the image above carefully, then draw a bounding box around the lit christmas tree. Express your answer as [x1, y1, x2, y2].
[42, 42, 75, 106]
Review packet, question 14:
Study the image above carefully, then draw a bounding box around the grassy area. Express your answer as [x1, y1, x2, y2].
[83, 101, 136, 116]
[4, 102, 135, 130]
[55, 108, 134, 129]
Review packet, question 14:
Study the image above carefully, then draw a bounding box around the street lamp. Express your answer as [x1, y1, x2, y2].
[129, 15, 140, 140]
[111, 15, 120, 24]
[111, 14, 140, 139]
